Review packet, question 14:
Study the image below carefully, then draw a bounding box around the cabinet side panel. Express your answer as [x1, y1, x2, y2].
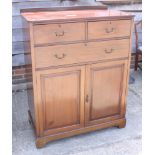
[22, 18, 41, 136]
[22, 18, 35, 124]
[121, 19, 134, 117]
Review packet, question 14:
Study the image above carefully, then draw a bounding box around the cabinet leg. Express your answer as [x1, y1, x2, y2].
[36, 138, 46, 148]
[117, 119, 126, 129]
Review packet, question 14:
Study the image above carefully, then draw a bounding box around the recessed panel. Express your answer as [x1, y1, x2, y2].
[41, 71, 81, 131]
[90, 65, 123, 120]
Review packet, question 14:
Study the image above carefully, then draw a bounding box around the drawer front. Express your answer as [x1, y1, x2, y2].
[33, 22, 85, 45]
[88, 20, 131, 40]
[35, 39, 130, 69]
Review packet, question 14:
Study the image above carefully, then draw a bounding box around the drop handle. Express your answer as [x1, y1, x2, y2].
[54, 53, 66, 59]
[55, 31, 65, 37]
[104, 48, 114, 54]
[105, 27, 115, 33]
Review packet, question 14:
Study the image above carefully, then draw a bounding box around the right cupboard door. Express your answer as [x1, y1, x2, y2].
[85, 60, 128, 126]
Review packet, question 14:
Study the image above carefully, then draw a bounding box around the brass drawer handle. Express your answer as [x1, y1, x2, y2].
[104, 48, 114, 54]
[54, 53, 66, 59]
[55, 31, 65, 37]
[105, 28, 115, 33]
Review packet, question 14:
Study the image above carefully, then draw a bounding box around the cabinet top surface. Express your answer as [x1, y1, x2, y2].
[21, 10, 133, 22]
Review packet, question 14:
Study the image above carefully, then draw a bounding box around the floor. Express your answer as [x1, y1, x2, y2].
[12, 70, 142, 155]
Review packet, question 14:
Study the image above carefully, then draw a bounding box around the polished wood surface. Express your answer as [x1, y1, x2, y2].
[21, 10, 133, 22]
[33, 22, 85, 45]
[35, 39, 130, 68]
[21, 9, 133, 148]
[88, 20, 131, 40]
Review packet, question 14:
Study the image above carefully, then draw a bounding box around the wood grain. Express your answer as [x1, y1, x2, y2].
[35, 39, 130, 69]
[21, 10, 133, 22]
[85, 60, 128, 126]
[33, 22, 85, 45]
[88, 20, 131, 40]
[36, 66, 85, 136]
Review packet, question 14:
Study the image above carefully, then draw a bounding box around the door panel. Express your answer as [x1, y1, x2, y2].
[36, 66, 85, 136]
[85, 60, 128, 126]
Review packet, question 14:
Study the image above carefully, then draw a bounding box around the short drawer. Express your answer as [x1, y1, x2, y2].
[88, 20, 131, 40]
[33, 22, 85, 45]
[35, 39, 130, 69]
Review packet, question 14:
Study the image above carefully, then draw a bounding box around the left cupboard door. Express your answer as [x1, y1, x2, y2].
[35, 66, 85, 136]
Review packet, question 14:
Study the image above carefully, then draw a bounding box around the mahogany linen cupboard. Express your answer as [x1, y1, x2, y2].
[21, 9, 134, 148]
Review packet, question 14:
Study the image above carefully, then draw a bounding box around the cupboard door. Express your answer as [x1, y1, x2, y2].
[36, 66, 85, 136]
[85, 60, 128, 126]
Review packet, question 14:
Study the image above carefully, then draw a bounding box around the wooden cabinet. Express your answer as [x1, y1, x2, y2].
[21, 8, 134, 148]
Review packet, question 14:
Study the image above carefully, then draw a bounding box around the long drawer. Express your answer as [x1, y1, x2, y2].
[33, 22, 85, 45]
[34, 39, 130, 69]
[88, 20, 131, 40]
